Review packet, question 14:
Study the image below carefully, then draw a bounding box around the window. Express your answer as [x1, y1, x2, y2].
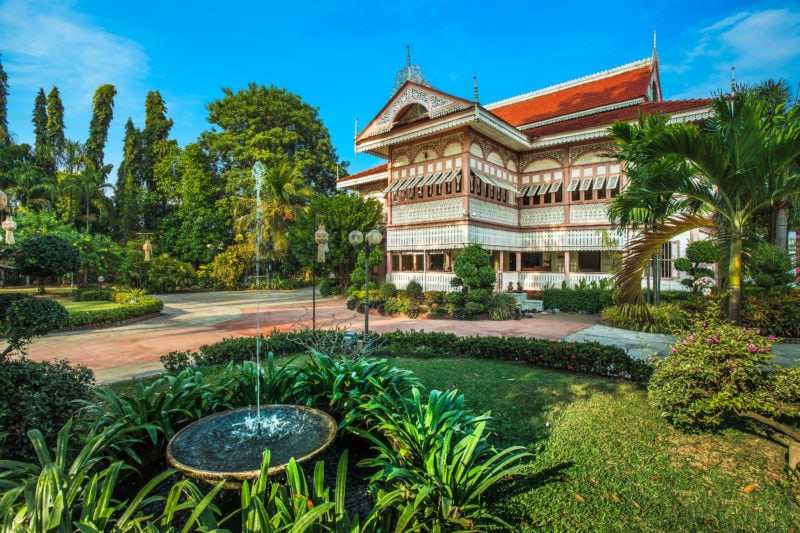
[428, 253, 445, 271]
[577, 251, 601, 272]
[455, 176, 461, 192]
[521, 252, 543, 268]
[401, 255, 414, 271]
[391, 254, 400, 271]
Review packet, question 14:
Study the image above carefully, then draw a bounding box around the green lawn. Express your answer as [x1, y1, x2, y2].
[61, 300, 122, 312]
[108, 356, 799, 531]
[383, 357, 800, 532]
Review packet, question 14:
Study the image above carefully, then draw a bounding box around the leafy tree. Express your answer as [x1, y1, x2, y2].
[60, 141, 115, 233]
[85, 83, 117, 179]
[142, 90, 175, 231]
[31, 88, 51, 174]
[452, 245, 495, 291]
[0, 52, 9, 146]
[13, 234, 80, 292]
[45, 86, 65, 165]
[198, 241, 255, 290]
[156, 143, 232, 265]
[114, 118, 145, 239]
[1, 297, 69, 358]
[70, 232, 125, 286]
[201, 83, 344, 195]
[285, 192, 384, 291]
[612, 92, 800, 324]
[674, 239, 719, 289]
[748, 242, 793, 290]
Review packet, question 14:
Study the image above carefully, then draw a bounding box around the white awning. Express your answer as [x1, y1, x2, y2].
[444, 169, 460, 183]
[527, 184, 540, 196]
[518, 186, 529, 196]
[548, 181, 562, 193]
[472, 169, 516, 193]
[606, 175, 620, 189]
[538, 182, 550, 195]
[566, 178, 580, 192]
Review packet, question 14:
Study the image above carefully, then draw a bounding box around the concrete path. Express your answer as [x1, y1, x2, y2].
[19, 288, 799, 383]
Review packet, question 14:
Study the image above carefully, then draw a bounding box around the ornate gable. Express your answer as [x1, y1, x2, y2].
[358, 82, 472, 140]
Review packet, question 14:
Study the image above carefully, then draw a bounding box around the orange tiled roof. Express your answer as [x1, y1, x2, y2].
[337, 163, 388, 184]
[488, 61, 655, 128]
[522, 99, 713, 137]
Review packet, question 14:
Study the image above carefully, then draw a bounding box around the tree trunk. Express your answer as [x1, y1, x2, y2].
[729, 230, 743, 325]
[775, 204, 789, 251]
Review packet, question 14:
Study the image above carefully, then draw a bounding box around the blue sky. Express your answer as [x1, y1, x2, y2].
[1, 0, 799, 178]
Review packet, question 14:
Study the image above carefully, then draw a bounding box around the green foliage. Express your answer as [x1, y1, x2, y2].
[486, 292, 518, 320]
[318, 275, 341, 296]
[145, 253, 197, 292]
[742, 290, 800, 337]
[748, 242, 793, 289]
[405, 279, 423, 299]
[378, 282, 397, 300]
[198, 242, 254, 290]
[69, 232, 125, 285]
[601, 302, 692, 333]
[66, 296, 163, 327]
[373, 330, 653, 382]
[648, 313, 795, 428]
[542, 286, 613, 313]
[452, 244, 495, 291]
[72, 288, 112, 301]
[0, 358, 93, 462]
[1, 297, 68, 357]
[13, 234, 80, 292]
[382, 295, 409, 315]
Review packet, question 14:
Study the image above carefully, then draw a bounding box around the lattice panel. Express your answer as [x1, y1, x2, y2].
[470, 199, 518, 226]
[568, 141, 618, 164]
[521, 148, 566, 170]
[569, 203, 610, 224]
[387, 225, 468, 251]
[391, 198, 464, 225]
[520, 206, 565, 226]
[467, 226, 521, 250]
[520, 229, 627, 251]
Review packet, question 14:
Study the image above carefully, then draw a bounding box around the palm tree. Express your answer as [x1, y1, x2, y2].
[613, 92, 800, 324]
[233, 158, 314, 261]
[60, 141, 114, 233]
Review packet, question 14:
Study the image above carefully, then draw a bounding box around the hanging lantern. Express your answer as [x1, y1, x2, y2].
[0, 189, 7, 210]
[143, 238, 152, 261]
[2, 215, 16, 245]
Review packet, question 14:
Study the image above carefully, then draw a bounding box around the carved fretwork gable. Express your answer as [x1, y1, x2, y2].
[470, 133, 514, 168]
[391, 146, 411, 166]
[442, 133, 464, 152]
[569, 142, 619, 165]
[411, 139, 442, 162]
[364, 84, 471, 139]
[521, 149, 566, 171]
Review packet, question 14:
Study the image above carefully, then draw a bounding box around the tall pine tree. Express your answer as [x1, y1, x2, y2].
[86, 84, 116, 179]
[45, 86, 65, 167]
[0, 53, 9, 146]
[32, 89, 51, 174]
[114, 118, 144, 239]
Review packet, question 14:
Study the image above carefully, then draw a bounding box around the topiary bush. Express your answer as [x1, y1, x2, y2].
[542, 286, 613, 313]
[405, 279, 423, 300]
[378, 282, 397, 301]
[318, 275, 341, 296]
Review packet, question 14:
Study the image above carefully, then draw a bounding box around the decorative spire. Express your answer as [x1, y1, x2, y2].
[473, 75, 479, 104]
[354, 116, 358, 154]
[391, 45, 431, 95]
[731, 65, 736, 97]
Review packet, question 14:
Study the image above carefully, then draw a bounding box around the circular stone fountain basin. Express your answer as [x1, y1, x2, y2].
[166, 405, 337, 489]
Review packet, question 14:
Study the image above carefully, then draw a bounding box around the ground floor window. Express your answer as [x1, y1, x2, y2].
[577, 251, 601, 272]
[428, 253, 445, 271]
[521, 252, 544, 268]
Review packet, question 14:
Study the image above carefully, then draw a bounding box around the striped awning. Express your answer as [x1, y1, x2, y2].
[471, 169, 517, 193]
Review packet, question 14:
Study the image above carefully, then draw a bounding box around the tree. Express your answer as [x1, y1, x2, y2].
[13, 234, 80, 293]
[45, 86, 65, 166]
[59, 141, 114, 233]
[141, 91, 175, 232]
[201, 83, 344, 195]
[1, 297, 69, 359]
[0, 52, 9, 146]
[612, 93, 800, 324]
[608, 113, 700, 305]
[114, 118, 145, 239]
[233, 158, 313, 262]
[85, 84, 117, 179]
[32, 88, 51, 174]
[286, 192, 384, 291]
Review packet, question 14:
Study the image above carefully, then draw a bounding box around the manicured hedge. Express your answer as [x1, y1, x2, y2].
[66, 296, 163, 327]
[162, 329, 652, 383]
[541, 287, 613, 313]
[742, 290, 800, 338]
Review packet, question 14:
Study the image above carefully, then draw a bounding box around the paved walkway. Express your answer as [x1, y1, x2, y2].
[20, 288, 799, 383]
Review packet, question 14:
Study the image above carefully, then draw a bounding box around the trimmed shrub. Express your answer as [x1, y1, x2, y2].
[66, 297, 163, 327]
[742, 291, 800, 338]
[379, 282, 397, 301]
[406, 279, 423, 299]
[2, 297, 69, 356]
[541, 286, 613, 313]
[383, 296, 410, 315]
[0, 357, 94, 461]
[318, 276, 341, 296]
[601, 302, 691, 334]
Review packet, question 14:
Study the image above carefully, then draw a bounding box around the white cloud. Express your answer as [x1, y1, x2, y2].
[666, 7, 800, 99]
[0, 0, 149, 173]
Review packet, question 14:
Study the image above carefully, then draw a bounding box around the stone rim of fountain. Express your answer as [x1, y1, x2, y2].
[166, 404, 338, 489]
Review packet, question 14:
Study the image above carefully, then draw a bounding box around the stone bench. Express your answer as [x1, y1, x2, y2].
[511, 292, 544, 313]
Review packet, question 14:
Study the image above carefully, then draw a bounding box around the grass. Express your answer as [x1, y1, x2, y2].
[62, 300, 122, 312]
[383, 357, 800, 532]
[107, 357, 800, 531]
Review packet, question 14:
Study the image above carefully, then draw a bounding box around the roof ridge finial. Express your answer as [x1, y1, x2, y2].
[473, 75, 479, 104]
[407, 44, 411, 68]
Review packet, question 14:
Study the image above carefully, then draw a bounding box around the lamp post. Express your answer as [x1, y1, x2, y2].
[349, 228, 382, 353]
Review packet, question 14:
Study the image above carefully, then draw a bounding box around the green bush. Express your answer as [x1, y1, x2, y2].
[146, 254, 197, 293]
[542, 286, 613, 313]
[383, 296, 410, 315]
[66, 297, 163, 327]
[601, 302, 691, 334]
[2, 297, 69, 356]
[318, 275, 341, 296]
[648, 315, 796, 429]
[742, 291, 800, 337]
[72, 288, 114, 302]
[405, 279, 423, 299]
[486, 292, 517, 320]
[378, 282, 397, 300]
[0, 357, 94, 462]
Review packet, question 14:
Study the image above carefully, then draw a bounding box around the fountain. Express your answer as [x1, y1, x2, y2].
[165, 162, 337, 489]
